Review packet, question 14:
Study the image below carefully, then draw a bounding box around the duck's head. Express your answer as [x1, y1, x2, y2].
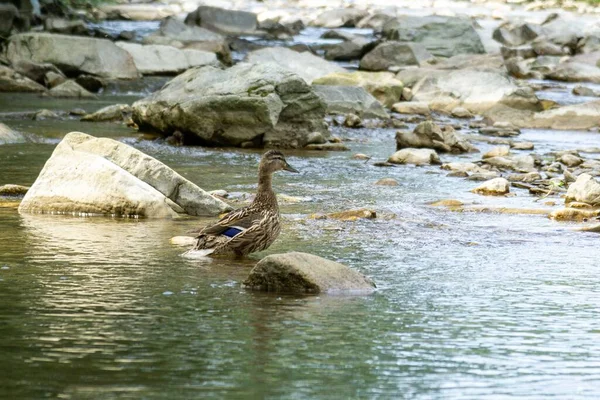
[259, 150, 298, 174]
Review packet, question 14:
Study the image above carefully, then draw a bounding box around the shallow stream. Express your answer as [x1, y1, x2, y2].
[1, 18, 600, 399]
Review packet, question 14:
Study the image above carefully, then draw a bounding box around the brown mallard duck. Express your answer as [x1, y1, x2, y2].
[189, 150, 298, 257]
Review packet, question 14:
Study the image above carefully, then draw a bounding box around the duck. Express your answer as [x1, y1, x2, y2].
[189, 150, 298, 257]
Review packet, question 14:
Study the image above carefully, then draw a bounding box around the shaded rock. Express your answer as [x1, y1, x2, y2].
[75, 75, 105, 93]
[526, 100, 600, 130]
[243, 252, 375, 294]
[396, 121, 476, 154]
[565, 173, 600, 207]
[312, 71, 403, 108]
[375, 178, 398, 186]
[6, 33, 139, 80]
[504, 56, 541, 79]
[33, 109, 59, 120]
[311, 8, 369, 29]
[483, 146, 510, 159]
[0, 184, 29, 197]
[132, 63, 327, 148]
[492, 22, 540, 47]
[0, 65, 45, 92]
[0, 123, 26, 145]
[388, 148, 441, 166]
[507, 172, 541, 183]
[357, 12, 395, 30]
[115, 42, 219, 75]
[472, 178, 510, 196]
[343, 113, 362, 128]
[19, 132, 232, 218]
[44, 71, 66, 88]
[304, 143, 349, 151]
[547, 61, 600, 83]
[44, 17, 86, 35]
[245, 47, 346, 84]
[501, 45, 536, 60]
[11, 60, 64, 85]
[185, 6, 257, 35]
[313, 85, 388, 119]
[48, 80, 96, 99]
[0, 3, 20, 37]
[392, 101, 430, 115]
[100, 3, 178, 21]
[532, 40, 569, 56]
[359, 42, 433, 71]
[323, 34, 374, 61]
[81, 104, 131, 122]
[560, 154, 583, 167]
[383, 15, 485, 58]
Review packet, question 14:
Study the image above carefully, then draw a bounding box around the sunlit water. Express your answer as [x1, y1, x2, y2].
[3, 20, 600, 397]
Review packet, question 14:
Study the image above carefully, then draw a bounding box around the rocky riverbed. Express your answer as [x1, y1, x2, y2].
[2, 0, 600, 398]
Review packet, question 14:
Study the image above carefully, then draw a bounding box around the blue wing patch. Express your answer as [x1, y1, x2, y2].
[222, 226, 245, 238]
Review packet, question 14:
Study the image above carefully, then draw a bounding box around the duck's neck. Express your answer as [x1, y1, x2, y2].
[255, 171, 278, 209]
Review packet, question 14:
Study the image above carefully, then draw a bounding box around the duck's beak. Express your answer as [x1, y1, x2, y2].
[283, 162, 299, 173]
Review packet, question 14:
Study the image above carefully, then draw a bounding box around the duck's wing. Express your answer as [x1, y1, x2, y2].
[198, 206, 259, 236]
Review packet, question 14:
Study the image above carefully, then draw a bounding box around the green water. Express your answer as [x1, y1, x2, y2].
[2, 90, 600, 399]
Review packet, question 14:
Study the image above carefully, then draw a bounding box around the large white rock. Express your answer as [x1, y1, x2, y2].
[388, 148, 441, 166]
[115, 42, 219, 75]
[245, 47, 347, 84]
[565, 173, 600, 207]
[472, 178, 510, 196]
[18, 132, 232, 218]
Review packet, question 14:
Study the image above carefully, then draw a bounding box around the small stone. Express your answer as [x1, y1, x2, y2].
[430, 199, 464, 207]
[69, 108, 87, 116]
[343, 113, 362, 128]
[483, 146, 510, 159]
[559, 154, 583, 167]
[388, 148, 441, 166]
[375, 178, 399, 186]
[472, 178, 510, 196]
[304, 143, 349, 151]
[306, 131, 326, 145]
[44, 71, 66, 88]
[402, 87, 413, 101]
[511, 141, 534, 150]
[208, 189, 228, 198]
[352, 153, 370, 160]
[451, 107, 472, 118]
[324, 208, 377, 221]
[447, 171, 469, 178]
[392, 101, 430, 116]
[33, 109, 59, 120]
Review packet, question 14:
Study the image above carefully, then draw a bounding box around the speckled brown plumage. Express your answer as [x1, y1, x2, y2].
[192, 150, 298, 257]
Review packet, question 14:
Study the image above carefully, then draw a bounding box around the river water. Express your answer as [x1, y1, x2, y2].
[2, 21, 600, 400]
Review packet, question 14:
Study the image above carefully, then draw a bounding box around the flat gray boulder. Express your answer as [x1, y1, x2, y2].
[383, 16, 485, 58]
[115, 42, 219, 75]
[360, 42, 433, 71]
[243, 252, 376, 294]
[132, 63, 327, 148]
[185, 6, 257, 35]
[18, 132, 232, 218]
[6, 33, 139, 79]
[313, 85, 388, 119]
[245, 47, 347, 84]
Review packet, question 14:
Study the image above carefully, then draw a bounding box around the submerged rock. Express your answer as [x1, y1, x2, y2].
[18, 132, 232, 218]
[472, 178, 510, 196]
[6, 33, 139, 80]
[304, 143, 349, 151]
[132, 63, 327, 148]
[0, 123, 26, 145]
[375, 178, 399, 186]
[550, 207, 600, 222]
[81, 104, 131, 122]
[245, 47, 346, 84]
[243, 252, 376, 294]
[312, 71, 403, 108]
[313, 85, 388, 119]
[0, 184, 29, 197]
[115, 42, 219, 75]
[565, 173, 600, 207]
[324, 209, 377, 221]
[388, 148, 441, 166]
